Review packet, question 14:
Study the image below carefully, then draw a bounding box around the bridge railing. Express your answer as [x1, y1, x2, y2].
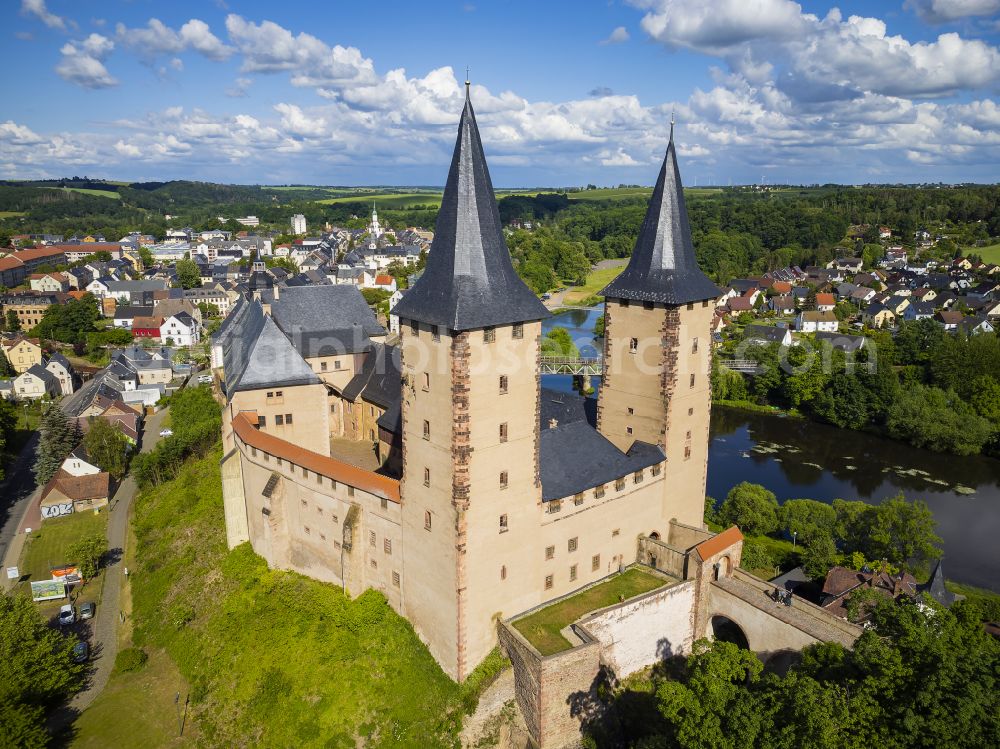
[538, 355, 604, 375]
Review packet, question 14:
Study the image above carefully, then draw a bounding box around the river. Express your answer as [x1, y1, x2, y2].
[542, 307, 1000, 591]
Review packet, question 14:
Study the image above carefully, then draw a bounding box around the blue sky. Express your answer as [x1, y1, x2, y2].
[2, 0, 1000, 186]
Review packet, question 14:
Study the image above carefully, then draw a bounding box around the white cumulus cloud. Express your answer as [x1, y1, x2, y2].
[21, 0, 68, 31]
[600, 26, 631, 45]
[905, 0, 1000, 23]
[55, 34, 117, 89]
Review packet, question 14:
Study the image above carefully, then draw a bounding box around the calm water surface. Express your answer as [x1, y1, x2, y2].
[542, 307, 1000, 590]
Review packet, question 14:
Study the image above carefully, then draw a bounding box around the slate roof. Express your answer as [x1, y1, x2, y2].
[815, 331, 867, 352]
[601, 129, 721, 306]
[22, 363, 59, 387]
[46, 351, 73, 370]
[271, 285, 385, 357]
[341, 343, 400, 409]
[744, 325, 789, 344]
[539, 387, 592, 429]
[390, 86, 549, 331]
[222, 299, 320, 394]
[918, 560, 956, 607]
[211, 294, 249, 349]
[113, 305, 153, 320]
[539, 420, 664, 501]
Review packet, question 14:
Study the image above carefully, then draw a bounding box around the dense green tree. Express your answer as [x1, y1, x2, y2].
[360, 288, 391, 306]
[801, 534, 839, 579]
[67, 534, 107, 579]
[31, 294, 99, 344]
[541, 327, 580, 358]
[0, 399, 16, 481]
[0, 593, 83, 746]
[32, 404, 79, 485]
[810, 373, 871, 429]
[174, 258, 202, 289]
[969, 375, 1000, 426]
[6, 310, 20, 331]
[0, 348, 14, 377]
[718, 482, 779, 535]
[82, 418, 129, 479]
[887, 383, 994, 455]
[778, 498, 837, 543]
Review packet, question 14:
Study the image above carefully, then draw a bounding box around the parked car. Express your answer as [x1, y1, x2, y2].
[541, 293, 551, 300]
[58, 604, 75, 626]
[79, 601, 95, 620]
[159, 428, 174, 437]
[197, 374, 212, 384]
[72, 641, 89, 663]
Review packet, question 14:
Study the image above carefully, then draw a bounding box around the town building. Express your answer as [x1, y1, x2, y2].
[1, 336, 43, 374]
[291, 214, 307, 235]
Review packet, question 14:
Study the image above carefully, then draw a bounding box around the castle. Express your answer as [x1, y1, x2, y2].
[216, 83, 721, 681]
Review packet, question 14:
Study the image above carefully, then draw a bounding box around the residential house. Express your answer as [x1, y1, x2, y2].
[850, 287, 876, 305]
[726, 296, 753, 314]
[832, 257, 863, 273]
[39, 469, 111, 519]
[797, 310, 838, 333]
[814, 293, 836, 312]
[884, 295, 911, 316]
[836, 283, 857, 299]
[903, 301, 935, 321]
[911, 287, 936, 302]
[958, 315, 995, 336]
[61, 445, 102, 477]
[0, 292, 62, 328]
[862, 303, 895, 328]
[387, 289, 404, 335]
[952, 257, 973, 271]
[45, 352, 75, 395]
[29, 273, 69, 293]
[113, 305, 154, 329]
[769, 280, 792, 295]
[744, 325, 793, 347]
[821, 566, 916, 621]
[769, 295, 795, 315]
[372, 274, 398, 293]
[159, 312, 200, 346]
[13, 364, 61, 400]
[936, 311, 963, 331]
[1, 336, 43, 374]
[131, 315, 163, 339]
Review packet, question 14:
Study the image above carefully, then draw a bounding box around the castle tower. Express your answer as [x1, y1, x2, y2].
[596, 124, 719, 528]
[392, 83, 550, 681]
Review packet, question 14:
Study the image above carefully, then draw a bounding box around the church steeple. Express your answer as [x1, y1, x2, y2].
[600, 126, 719, 305]
[391, 86, 549, 331]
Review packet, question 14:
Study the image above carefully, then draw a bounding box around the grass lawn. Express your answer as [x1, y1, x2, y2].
[71, 648, 196, 749]
[55, 187, 120, 199]
[513, 568, 666, 656]
[971, 243, 1000, 264]
[98, 446, 492, 747]
[21, 511, 108, 582]
[317, 191, 443, 208]
[0, 210, 26, 219]
[562, 261, 627, 305]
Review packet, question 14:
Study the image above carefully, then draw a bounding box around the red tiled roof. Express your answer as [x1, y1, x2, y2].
[815, 293, 835, 305]
[374, 274, 393, 285]
[232, 411, 400, 502]
[693, 526, 743, 561]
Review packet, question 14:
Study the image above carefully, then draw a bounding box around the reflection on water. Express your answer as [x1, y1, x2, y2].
[708, 407, 1000, 591]
[539, 305, 1000, 590]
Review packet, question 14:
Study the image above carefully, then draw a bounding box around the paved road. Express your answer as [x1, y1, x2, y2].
[68, 405, 170, 712]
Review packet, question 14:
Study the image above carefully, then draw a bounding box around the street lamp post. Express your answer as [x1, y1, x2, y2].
[792, 531, 797, 547]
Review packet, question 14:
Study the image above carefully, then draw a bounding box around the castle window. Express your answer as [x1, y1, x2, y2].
[621, 299, 630, 308]
[652, 464, 662, 477]
[320, 533, 326, 541]
[330, 405, 336, 414]
[501, 565, 507, 581]
[321, 361, 328, 371]
[424, 511, 432, 530]
[684, 446, 692, 460]
[686, 430, 692, 440]
[371, 559, 377, 569]
[499, 423, 508, 443]
[347, 486, 355, 497]
[259, 415, 266, 427]
[410, 321, 419, 336]
[547, 500, 561, 514]
[692, 337, 699, 353]
[392, 571, 400, 586]
[570, 564, 578, 581]
[381, 497, 388, 510]
[332, 514, 339, 524]
[432, 326, 440, 341]
[499, 375, 508, 394]
[334, 540, 342, 550]
[643, 301, 654, 310]
[686, 302, 694, 311]
[592, 554, 601, 571]
[634, 470, 643, 484]
[301, 499, 307, 508]
[384, 538, 392, 554]
[304, 526, 310, 535]
[629, 338, 638, 353]
[500, 514, 508, 532]
[690, 374, 696, 388]
[423, 420, 430, 440]
[545, 574, 553, 590]
[568, 537, 578, 553]
[266, 392, 273, 398]
[703, 300, 710, 307]
[512, 323, 523, 339]
[423, 467, 430, 487]
[316, 474, 322, 485]
[335, 360, 342, 369]
[627, 407, 634, 415]
[369, 531, 376, 547]
[626, 426, 633, 435]
[545, 545, 555, 560]
[251, 447, 257, 457]
[573, 493, 583, 506]
[688, 407, 694, 416]
[594, 485, 605, 499]
[500, 471, 508, 489]
[612, 528, 620, 537]
[287, 413, 294, 424]
[422, 372, 430, 391]
[615, 478, 626, 491]
[317, 506, 323, 515]
[484, 327, 495, 343]
[276, 391, 283, 397]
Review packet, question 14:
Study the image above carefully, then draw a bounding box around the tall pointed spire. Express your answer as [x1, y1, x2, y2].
[391, 85, 549, 331]
[600, 126, 719, 305]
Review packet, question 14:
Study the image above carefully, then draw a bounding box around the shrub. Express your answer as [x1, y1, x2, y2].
[718, 482, 779, 535]
[739, 541, 775, 574]
[114, 647, 148, 673]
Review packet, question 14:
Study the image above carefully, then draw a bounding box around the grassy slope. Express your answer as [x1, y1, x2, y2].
[53, 187, 121, 199]
[562, 262, 627, 305]
[971, 243, 1000, 264]
[124, 447, 468, 748]
[513, 568, 665, 656]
